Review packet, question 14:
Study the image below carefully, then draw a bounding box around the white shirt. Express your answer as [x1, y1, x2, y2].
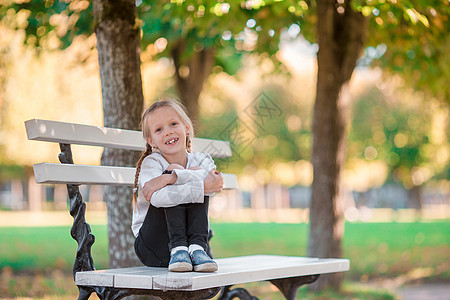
[131, 151, 216, 237]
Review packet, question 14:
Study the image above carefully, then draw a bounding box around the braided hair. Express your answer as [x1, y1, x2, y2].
[133, 97, 194, 207]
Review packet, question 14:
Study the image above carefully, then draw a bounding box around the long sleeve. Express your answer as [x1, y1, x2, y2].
[150, 180, 205, 208]
[173, 152, 216, 184]
[138, 155, 206, 208]
[149, 153, 217, 207]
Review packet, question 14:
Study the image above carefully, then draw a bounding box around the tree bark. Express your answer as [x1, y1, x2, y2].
[93, 0, 144, 268]
[308, 0, 367, 290]
[172, 42, 215, 128]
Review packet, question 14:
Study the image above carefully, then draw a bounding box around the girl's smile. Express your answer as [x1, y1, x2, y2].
[165, 137, 179, 145]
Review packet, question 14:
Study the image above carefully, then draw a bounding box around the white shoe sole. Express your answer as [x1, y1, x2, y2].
[194, 262, 218, 272]
[169, 262, 193, 272]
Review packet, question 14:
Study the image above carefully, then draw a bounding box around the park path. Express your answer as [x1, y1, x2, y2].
[364, 280, 450, 300]
[397, 284, 450, 300]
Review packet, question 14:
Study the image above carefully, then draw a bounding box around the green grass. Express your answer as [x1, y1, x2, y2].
[1, 221, 449, 282]
[0, 226, 109, 272]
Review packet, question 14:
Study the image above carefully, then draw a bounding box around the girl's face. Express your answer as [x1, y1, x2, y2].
[146, 106, 189, 156]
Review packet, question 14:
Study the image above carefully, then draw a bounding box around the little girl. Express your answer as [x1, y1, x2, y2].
[132, 97, 223, 272]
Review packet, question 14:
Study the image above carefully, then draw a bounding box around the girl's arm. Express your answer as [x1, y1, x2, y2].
[172, 153, 216, 185]
[141, 173, 176, 202]
[142, 163, 183, 201]
[141, 162, 204, 207]
[179, 154, 223, 195]
[140, 154, 222, 208]
[149, 180, 205, 207]
[182, 167, 223, 194]
[147, 172, 222, 208]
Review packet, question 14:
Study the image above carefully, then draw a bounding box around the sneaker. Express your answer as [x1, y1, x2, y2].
[190, 250, 218, 272]
[168, 250, 193, 272]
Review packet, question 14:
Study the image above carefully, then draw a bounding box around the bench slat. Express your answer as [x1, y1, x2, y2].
[25, 119, 232, 158]
[33, 163, 238, 189]
[74, 266, 150, 288]
[115, 268, 169, 289]
[75, 255, 350, 291]
[75, 270, 115, 287]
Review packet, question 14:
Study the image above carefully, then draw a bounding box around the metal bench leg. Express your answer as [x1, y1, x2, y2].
[59, 143, 102, 300]
[218, 286, 259, 300]
[270, 274, 320, 300]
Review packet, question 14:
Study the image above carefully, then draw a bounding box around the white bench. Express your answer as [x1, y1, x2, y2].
[25, 119, 350, 300]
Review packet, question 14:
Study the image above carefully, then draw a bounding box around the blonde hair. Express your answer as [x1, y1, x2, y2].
[133, 96, 194, 206]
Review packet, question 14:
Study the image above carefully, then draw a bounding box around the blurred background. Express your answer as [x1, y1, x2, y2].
[0, 1, 449, 299]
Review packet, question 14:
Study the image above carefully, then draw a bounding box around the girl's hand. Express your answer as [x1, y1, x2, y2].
[204, 169, 224, 194]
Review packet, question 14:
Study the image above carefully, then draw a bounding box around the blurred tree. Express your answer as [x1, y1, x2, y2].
[93, 0, 144, 270]
[348, 86, 449, 210]
[1, 0, 144, 269]
[360, 0, 450, 103]
[297, 0, 449, 290]
[0, 0, 296, 120]
[306, 0, 368, 290]
[137, 0, 298, 124]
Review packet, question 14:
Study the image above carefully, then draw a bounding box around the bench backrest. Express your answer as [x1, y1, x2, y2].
[25, 119, 237, 189]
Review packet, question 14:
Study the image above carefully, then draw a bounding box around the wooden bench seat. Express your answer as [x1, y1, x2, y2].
[76, 255, 349, 291]
[25, 118, 350, 300]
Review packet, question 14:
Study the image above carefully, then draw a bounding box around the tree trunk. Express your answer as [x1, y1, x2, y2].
[308, 0, 367, 290]
[172, 42, 215, 128]
[93, 0, 144, 268]
[408, 185, 423, 210]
